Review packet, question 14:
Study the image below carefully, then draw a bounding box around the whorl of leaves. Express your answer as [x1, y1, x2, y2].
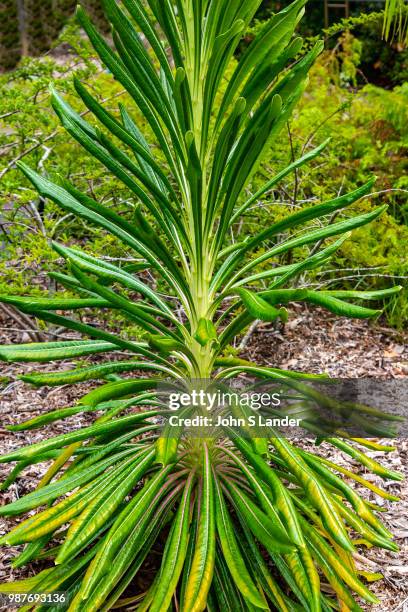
[0, 1, 403, 611]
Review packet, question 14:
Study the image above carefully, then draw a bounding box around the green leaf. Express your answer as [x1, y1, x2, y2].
[225, 480, 294, 554]
[323, 286, 402, 300]
[120, 0, 174, 82]
[69, 263, 180, 339]
[76, 5, 182, 177]
[155, 434, 180, 467]
[243, 177, 377, 255]
[17, 163, 185, 297]
[52, 242, 175, 318]
[301, 518, 379, 604]
[55, 447, 156, 564]
[149, 472, 195, 612]
[80, 379, 159, 408]
[6, 405, 102, 431]
[0, 413, 158, 465]
[297, 448, 390, 537]
[0, 340, 118, 363]
[74, 79, 175, 196]
[239, 520, 292, 612]
[217, 0, 306, 125]
[229, 435, 304, 547]
[259, 288, 383, 319]
[194, 318, 218, 347]
[236, 205, 388, 280]
[0, 447, 141, 522]
[231, 138, 330, 223]
[0, 295, 108, 311]
[328, 438, 403, 481]
[119, 103, 171, 193]
[50, 88, 181, 241]
[213, 475, 268, 608]
[21, 360, 173, 387]
[12, 307, 158, 363]
[148, 335, 185, 355]
[77, 465, 176, 607]
[181, 444, 216, 612]
[270, 437, 354, 552]
[237, 288, 288, 322]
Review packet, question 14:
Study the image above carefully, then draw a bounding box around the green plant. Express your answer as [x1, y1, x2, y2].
[384, 0, 408, 44]
[245, 58, 408, 326]
[0, 1, 403, 610]
[0, 33, 122, 297]
[241, 7, 408, 88]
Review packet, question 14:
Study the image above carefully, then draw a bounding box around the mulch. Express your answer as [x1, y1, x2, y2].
[0, 305, 407, 610]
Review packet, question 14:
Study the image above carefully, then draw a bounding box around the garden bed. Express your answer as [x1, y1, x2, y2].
[0, 306, 407, 609]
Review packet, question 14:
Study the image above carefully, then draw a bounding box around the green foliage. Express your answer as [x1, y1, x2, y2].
[254, 60, 408, 326]
[319, 10, 408, 88]
[0, 2, 404, 609]
[242, 8, 408, 88]
[0, 27, 129, 296]
[384, 0, 408, 44]
[227, 51, 407, 326]
[1, 21, 407, 326]
[350, 13, 408, 87]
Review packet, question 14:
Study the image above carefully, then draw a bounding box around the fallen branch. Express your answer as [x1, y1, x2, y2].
[0, 303, 44, 342]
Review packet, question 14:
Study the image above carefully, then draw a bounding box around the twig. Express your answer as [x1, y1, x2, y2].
[0, 132, 58, 180]
[309, 178, 345, 257]
[307, 274, 408, 297]
[0, 110, 20, 120]
[363, 188, 408, 198]
[0, 223, 13, 244]
[27, 200, 47, 238]
[99, 256, 147, 263]
[316, 274, 408, 286]
[0, 327, 75, 340]
[317, 266, 388, 274]
[38, 144, 52, 172]
[49, 213, 74, 239]
[239, 319, 260, 351]
[302, 102, 351, 153]
[392, 595, 408, 612]
[0, 141, 20, 151]
[0, 304, 44, 342]
[309, 210, 340, 257]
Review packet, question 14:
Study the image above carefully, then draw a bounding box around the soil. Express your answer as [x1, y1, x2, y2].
[0, 305, 407, 611]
